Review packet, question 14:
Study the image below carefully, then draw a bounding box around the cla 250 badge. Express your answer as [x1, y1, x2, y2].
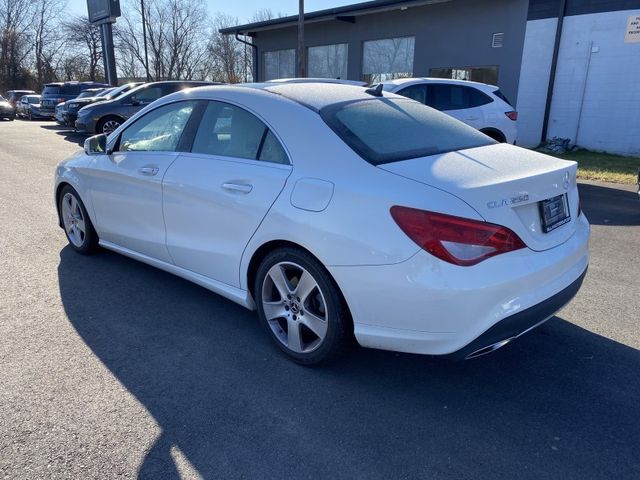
[487, 194, 529, 209]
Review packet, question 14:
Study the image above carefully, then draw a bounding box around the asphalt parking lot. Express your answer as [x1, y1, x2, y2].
[1, 119, 639, 480]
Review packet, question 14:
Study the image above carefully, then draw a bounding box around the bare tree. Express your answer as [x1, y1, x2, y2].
[207, 13, 245, 83]
[0, 0, 33, 90]
[250, 9, 287, 23]
[62, 15, 103, 81]
[31, 0, 67, 86]
[115, 0, 209, 81]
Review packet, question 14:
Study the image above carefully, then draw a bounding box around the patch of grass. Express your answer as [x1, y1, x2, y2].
[543, 149, 640, 185]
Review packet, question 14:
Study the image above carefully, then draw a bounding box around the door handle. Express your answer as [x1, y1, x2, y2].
[222, 182, 253, 194]
[139, 166, 159, 176]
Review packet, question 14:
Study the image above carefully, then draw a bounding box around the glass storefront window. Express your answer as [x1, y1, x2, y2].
[308, 43, 348, 79]
[264, 49, 295, 80]
[362, 36, 415, 84]
[429, 66, 499, 86]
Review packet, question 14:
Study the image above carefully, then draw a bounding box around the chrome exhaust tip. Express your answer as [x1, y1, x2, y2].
[465, 337, 514, 360]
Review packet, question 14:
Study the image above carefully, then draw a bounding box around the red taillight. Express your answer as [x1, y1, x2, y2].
[505, 111, 518, 121]
[390, 206, 526, 266]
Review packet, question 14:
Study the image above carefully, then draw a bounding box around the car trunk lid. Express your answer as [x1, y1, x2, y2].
[379, 143, 579, 252]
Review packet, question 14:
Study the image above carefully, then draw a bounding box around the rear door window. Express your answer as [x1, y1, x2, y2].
[191, 101, 289, 164]
[428, 84, 493, 111]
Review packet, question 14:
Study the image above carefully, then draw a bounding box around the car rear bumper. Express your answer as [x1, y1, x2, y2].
[38, 108, 56, 118]
[328, 213, 590, 356]
[444, 267, 586, 359]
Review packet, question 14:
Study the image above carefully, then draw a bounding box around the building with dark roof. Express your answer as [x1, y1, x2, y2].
[222, 0, 640, 154]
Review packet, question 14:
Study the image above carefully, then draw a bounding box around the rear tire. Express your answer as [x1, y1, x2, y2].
[59, 185, 99, 255]
[481, 129, 506, 143]
[254, 247, 351, 365]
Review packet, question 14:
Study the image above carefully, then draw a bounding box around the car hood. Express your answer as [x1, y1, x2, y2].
[0, 101, 11, 108]
[71, 96, 103, 105]
[78, 97, 118, 114]
[378, 143, 580, 252]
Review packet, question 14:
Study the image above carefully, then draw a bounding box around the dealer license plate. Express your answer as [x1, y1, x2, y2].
[539, 194, 570, 233]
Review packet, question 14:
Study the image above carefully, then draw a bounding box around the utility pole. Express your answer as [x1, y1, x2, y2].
[297, 0, 305, 78]
[141, 0, 151, 81]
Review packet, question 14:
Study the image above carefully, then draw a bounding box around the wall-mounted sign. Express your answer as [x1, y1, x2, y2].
[87, 0, 121, 24]
[625, 15, 640, 43]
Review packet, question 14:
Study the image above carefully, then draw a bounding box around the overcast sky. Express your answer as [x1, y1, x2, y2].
[68, 0, 357, 24]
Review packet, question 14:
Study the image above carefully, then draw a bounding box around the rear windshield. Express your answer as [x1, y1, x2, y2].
[319, 98, 495, 165]
[43, 84, 80, 96]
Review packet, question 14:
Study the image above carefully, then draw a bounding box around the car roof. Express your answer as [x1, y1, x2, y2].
[381, 77, 499, 92]
[9, 89, 35, 93]
[167, 82, 396, 112]
[251, 82, 379, 111]
[268, 78, 367, 87]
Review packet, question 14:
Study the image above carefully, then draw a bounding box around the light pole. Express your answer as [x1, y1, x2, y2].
[141, 0, 150, 81]
[297, 0, 305, 78]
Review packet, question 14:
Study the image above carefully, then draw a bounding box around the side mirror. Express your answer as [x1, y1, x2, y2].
[84, 134, 109, 155]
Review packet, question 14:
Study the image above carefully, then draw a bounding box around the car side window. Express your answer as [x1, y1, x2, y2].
[468, 88, 493, 108]
[118, 101, 196, 152]
[133, 86, 163, 104]
[429, 84, 469, 111]
[191, 101, 289, 164]
[258, 131, 288, 164]
[397, 84, 428, 104]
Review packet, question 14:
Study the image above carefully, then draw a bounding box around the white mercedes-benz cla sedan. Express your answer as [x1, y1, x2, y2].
[54, 83, 589, 364]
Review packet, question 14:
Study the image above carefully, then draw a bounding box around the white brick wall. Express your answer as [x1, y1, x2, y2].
[516, 9, 640, 156]
[515, 18, 557, 148]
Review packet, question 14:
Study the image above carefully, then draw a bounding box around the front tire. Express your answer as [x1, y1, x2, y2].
[59, 186, 99, 255]
[97, 116, 122, 135]
[254, 248, 351, 365]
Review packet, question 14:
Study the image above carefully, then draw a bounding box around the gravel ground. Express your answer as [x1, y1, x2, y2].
[1, 119, 639, 480]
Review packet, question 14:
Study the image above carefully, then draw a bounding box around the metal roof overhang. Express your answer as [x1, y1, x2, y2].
[219, 0, 453, 35]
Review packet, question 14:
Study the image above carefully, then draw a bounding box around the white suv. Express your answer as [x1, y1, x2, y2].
[380, 78, 517, 144]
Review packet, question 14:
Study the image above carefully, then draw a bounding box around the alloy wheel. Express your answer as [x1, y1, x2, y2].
[61, 192, 86, 248]
[261, 261, 329, 354]
[102, 120, 120, 135]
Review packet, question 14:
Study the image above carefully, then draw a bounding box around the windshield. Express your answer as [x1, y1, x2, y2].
[319, 98, 495, 165]
[77, 90, 100, 99]
[27, 96, 41, 104]
[106, 83, 138, 100]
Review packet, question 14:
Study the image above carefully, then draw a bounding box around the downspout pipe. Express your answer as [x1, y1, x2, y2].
[540, 0, 567, 145]
[235, 32, 258, 82]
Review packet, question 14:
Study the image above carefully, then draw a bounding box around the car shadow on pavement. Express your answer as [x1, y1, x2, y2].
[40, 124, 86, 147]
[57, 246, 640, 479]
[578, 183, 640, 226]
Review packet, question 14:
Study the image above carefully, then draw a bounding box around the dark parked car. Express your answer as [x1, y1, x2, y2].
[16, 95, 46, 119]
[4, 90, 36, 109]
[56, 88, 109, 125]
[0, 95, 15, 120]
[39, 81, 109, 118]
[75, 81, 216, 135]
[64, 82, 142, 128]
